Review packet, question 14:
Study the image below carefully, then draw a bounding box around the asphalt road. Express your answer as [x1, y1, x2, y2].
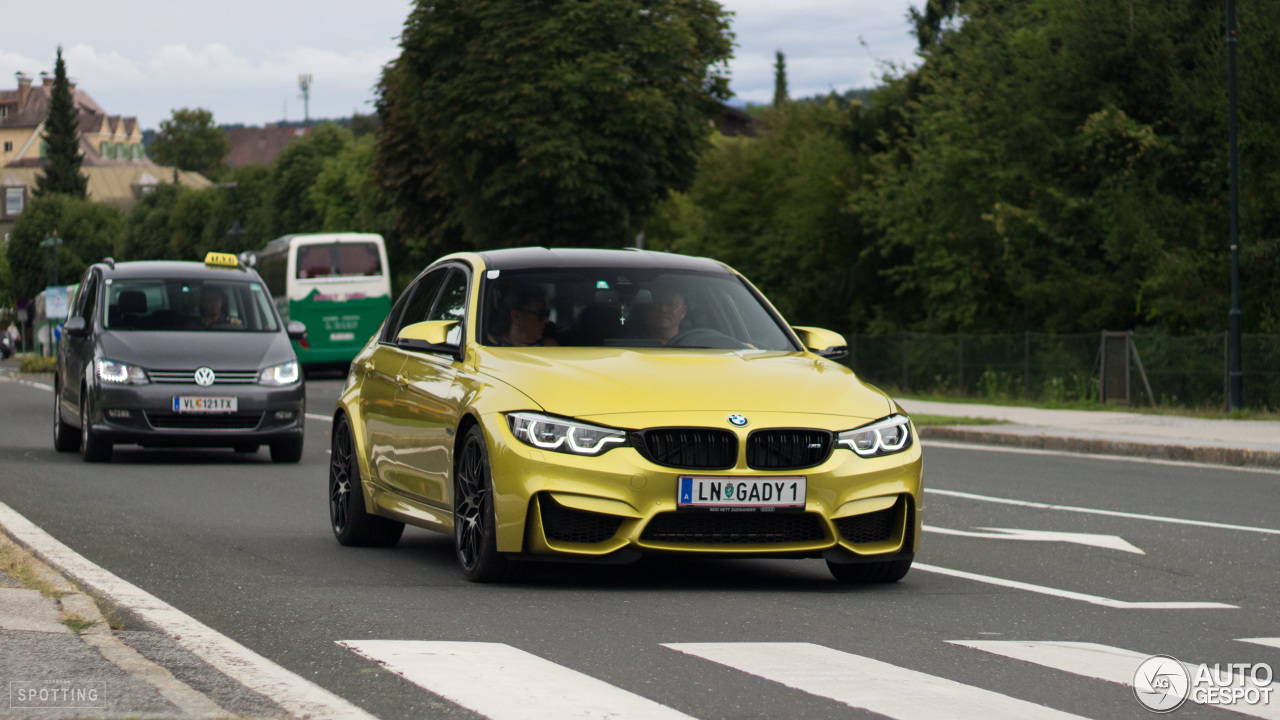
[1, 373, 1277, 719]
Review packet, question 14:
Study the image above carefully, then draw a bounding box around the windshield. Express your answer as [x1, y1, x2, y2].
[103, 279, 280, 332]
[296, 242, 383, 279]
[480, 268, 797, 351]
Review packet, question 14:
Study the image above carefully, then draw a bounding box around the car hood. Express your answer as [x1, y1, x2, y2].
[98, 330, 294, 370]
[477, 347, 892, 421]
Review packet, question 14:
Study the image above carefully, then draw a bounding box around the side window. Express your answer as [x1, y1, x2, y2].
[80, 275, 98, 324]
[388, 268, 447, 341]
[426, 269, 469, 345]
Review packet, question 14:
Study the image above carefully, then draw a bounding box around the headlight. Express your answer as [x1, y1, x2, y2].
[96, 359, 149, 385]
[836, 414, 912, 457]
[507, 412, 627, 456]
[258, 361, 301, 386]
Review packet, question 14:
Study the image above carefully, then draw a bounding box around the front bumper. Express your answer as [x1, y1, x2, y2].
[482, 411, 923, 561]
[86, 381, 305, 447]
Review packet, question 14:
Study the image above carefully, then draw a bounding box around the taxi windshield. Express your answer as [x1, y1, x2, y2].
[103, 279, 280, 332]
[479, 268, 797, 351]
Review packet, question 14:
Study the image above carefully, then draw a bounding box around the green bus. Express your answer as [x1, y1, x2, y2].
[256, 233, 392, 367]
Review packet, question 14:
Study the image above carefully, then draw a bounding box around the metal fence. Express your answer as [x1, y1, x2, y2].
[842, 332, 1280, 411]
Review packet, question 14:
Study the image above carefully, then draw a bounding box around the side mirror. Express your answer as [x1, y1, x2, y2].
[792, 326, 848, 360]
[286, 320, 308, 343]
[398, 320, 461, 358]
[63, 316, 89, 337]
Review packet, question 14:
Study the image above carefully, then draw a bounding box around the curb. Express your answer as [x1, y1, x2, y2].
[917, 426, 1280, 470]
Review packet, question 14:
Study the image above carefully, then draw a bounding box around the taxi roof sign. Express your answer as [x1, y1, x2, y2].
[205, 252, 239, 268]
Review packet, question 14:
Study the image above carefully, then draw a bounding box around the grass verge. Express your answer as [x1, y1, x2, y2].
[909, 414, 1010, 427]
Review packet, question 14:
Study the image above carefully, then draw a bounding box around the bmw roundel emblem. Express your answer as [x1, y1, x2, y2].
[194, 367, 216, 387]
[727, 414, 749, 427]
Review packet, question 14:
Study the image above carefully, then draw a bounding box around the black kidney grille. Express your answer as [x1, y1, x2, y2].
[145, 412, 263, 430]
[636, 428, 737, 470]
[641, 512, 825, 545]
[834, 496, 904, 544]
[747, 429, 833, 470]
[539, 496, 624, 544]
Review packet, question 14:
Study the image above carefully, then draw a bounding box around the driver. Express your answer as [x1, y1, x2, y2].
[645, 286, 687, 346]
[192, 286, 242, 329]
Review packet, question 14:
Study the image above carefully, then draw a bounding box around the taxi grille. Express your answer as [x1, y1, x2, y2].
[149, 369, 259, 385]
[539, 497, 624, 544]
[145, 412, 263, 430]
[640, 512, 825, 545]
[633, 428, 737, 470]
[834, 497, 903, 544]
[746, 429, 833, 470]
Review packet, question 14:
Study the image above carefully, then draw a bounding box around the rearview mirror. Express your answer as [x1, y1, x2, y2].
[398, 320, 461, 358]
[286, 320, 308, 342]
[63, 316, 88, 337]
[792, 326, 848, 360]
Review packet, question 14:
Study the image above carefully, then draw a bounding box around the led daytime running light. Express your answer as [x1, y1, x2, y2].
[837, 414, 912, 457]
[507, 412, 626, 456]
[95, 359, 149, 385]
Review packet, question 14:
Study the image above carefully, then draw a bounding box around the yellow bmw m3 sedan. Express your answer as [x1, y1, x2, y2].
[328, 248, 922, 583]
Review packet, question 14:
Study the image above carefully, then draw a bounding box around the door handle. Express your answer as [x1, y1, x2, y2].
[395, 374, 408, 386]
[362, 361, 374, 373]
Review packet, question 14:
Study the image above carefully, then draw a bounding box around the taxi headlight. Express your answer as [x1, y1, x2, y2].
[258, 361, 300, 386]
[96, 358, 149, 385]
[507, 412, 627, 456]
[836, 414, 912, 457]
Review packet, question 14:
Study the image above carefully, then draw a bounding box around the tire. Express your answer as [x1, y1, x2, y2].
[826, 557, 913, 584]
[329, 416, 403, 547]
[79, 394, 112, 463]
[269, 436, 304, 463]
[453, 424, 523, 583]
[53, 381, 80, 452]
[234, 443, 260, 454]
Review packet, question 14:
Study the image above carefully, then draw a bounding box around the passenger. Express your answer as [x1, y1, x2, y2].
[645, 286, 688, 346]
[191, 287, 242, 329]
[488, 282, 558, 347]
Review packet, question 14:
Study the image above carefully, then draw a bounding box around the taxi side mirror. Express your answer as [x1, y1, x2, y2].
[792, 326, 848, 360]
[286, 321, 308, 342]
[398, 320, 462, 358]
[64, 317, 89, 337]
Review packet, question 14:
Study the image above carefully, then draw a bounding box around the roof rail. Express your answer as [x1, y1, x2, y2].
[101, 257, 115, 269]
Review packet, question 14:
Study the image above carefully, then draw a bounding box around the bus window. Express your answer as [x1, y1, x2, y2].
[337, 243, 382, 276]
[297, 245, 333, 279]
[295, 242, 384, 279]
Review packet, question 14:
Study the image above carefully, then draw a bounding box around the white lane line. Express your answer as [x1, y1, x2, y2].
[924, 525, 1145, 554]
[339, 640, 694, 720]
[305, 413, 332, 422]
[922, 439, 1280, 475]
[664, 642, 1087, 720]
[927, 488, 1280, 536]
[1240, 639, 1280, 650]
[0, 375, 54, 392]
[913, 563, 1237, 610]
[952, 640, 1280, 719]
[0, 502, 376, 720]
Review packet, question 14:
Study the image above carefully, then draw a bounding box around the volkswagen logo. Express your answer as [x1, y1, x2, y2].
[194, 367, 216, 387]
[727, 414, 749, 427]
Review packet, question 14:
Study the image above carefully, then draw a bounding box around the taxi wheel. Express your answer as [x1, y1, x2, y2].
[270, 437, 304, 463]
[826, 557, 913, 584]
[454, 425, 522, 583]
[53, 383, 80, 452]
[79, 395, 112, 463]
[329, 416, 403, 547]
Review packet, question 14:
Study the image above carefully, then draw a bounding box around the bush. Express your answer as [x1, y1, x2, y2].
[19, 356, 56, 373]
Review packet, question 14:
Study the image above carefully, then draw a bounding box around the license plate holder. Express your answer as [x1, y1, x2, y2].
[677, 476, 806, 511]
[173, 396, 238, 413]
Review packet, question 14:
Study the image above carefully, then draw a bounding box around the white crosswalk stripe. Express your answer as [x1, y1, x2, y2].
[338, 640, 694, 720]
[663, 642, 1088, 720]
[952, 640, 1280, 719]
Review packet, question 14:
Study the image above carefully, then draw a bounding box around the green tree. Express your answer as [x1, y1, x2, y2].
[6, 195, 122, 298]
[377, 0, 733, 253]
[148, 108, 231, 179]
[773, 50, 788, 109]
[271, 123, 352, 235]
[34, 47, 87, 199]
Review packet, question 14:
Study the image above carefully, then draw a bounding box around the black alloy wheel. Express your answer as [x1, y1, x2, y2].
[453, 424, 521, 582]
[329, 416, 403, 547]
[79, 392, 112, 463]
[53, 381, 80, 452]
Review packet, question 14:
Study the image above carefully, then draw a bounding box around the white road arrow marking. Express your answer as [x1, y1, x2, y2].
[925, 525, 1144, 554]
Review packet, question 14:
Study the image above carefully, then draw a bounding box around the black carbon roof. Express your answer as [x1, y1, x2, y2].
[98, 260, 256, 280]
[474, 248, 730, 274]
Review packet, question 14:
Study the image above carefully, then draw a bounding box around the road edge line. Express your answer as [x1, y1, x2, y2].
[0, 501, 378, 720]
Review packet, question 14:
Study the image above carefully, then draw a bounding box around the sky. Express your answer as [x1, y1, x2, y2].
[0, 1, 923, 130]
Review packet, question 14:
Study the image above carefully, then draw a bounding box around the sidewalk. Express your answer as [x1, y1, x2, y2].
[901, 398, 1280, 469]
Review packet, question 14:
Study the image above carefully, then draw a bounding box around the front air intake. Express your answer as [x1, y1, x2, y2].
[539, 496, 624, 544]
